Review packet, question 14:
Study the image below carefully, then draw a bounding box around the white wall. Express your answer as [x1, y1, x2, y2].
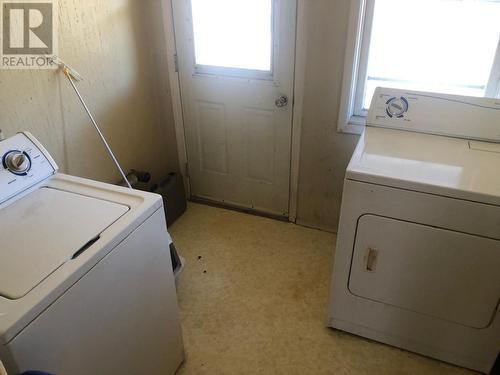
[0, 0, 179, 183]
[295, 0, 360, 232]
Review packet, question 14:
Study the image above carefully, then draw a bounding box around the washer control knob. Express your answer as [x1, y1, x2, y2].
[4, 151, 31, 175]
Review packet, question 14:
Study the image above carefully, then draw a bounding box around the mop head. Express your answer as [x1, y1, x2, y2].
[50, 56, 84, 82]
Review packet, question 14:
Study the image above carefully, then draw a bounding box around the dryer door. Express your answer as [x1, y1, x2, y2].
[349, 214, 500, 329]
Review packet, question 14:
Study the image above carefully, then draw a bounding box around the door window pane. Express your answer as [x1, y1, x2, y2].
[191, 0, 273, 71]
[363, 0, 500, 109]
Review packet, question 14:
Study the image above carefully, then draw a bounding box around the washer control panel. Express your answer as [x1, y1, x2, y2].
[0, 132, 58, 205]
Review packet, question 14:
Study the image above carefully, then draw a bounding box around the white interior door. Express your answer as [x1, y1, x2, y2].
[172, 0, 297, 217]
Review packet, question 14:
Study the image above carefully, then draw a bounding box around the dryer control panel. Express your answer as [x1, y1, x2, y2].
[0, 132, 58, 205]
[367, 87, 500, 142]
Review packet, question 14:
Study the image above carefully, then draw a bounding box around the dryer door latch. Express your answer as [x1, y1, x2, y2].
[365, 248, 378, 272]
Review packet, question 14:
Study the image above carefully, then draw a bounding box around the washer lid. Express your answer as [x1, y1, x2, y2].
[0, 187, 129, 300]
[347, 127, 500, 205]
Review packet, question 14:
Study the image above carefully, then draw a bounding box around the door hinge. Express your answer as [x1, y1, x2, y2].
[174, 54, 179, 73]
[184, 162, 189, 178]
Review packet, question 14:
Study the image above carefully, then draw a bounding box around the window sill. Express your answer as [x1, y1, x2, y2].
[338, 115, 366, 135]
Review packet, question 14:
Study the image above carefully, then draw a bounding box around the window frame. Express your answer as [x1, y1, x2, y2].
[189, 0, 277, 81]
[338, 0, 500, 135]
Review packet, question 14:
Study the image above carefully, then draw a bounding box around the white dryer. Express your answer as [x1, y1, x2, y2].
[329, 88, 500, 373]
[0, 132, 184, 374]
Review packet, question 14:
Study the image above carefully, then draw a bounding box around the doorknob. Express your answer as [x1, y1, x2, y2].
[275, 95, 289, 108]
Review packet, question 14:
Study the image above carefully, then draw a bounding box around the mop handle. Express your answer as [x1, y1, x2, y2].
[63, 68, 133, 189]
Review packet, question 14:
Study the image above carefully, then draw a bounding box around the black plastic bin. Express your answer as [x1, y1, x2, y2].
[150, 172, 187, 227]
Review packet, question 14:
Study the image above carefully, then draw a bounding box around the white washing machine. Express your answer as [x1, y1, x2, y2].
[329, 88, 500, 373]
[0, 132, 184, 374]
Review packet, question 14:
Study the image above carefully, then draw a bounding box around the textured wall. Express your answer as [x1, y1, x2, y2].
[0, 0, 179, 184]
[295, 0, 360, 232]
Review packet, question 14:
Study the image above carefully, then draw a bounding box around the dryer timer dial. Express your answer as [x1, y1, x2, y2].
[386, 97, 409, 118]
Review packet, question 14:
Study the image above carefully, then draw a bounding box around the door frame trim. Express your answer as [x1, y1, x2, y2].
[288, 0, 307, 223]
[161, 0, 305, 223]
[161, 0, 190, 197]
